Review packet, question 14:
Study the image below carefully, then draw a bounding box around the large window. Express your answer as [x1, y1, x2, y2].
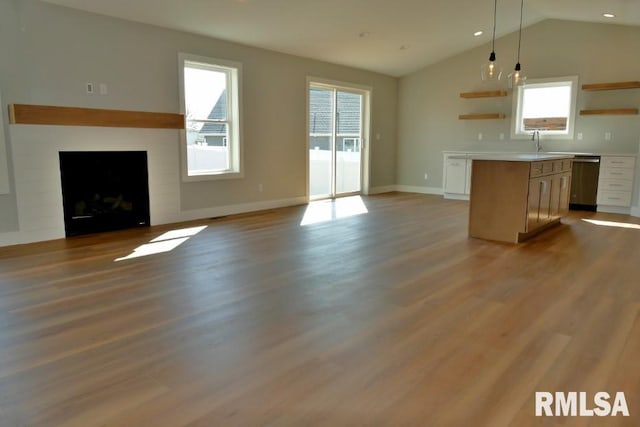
[511, 76, 578, 139]
[179, 53, 242, 179]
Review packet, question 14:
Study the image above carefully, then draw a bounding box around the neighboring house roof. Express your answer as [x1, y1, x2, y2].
[309, 89, 361, 135]
[197, 88, 361, 136]
[199, 90, 227, 134]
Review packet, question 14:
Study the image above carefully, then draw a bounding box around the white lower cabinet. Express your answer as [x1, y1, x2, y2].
[597, 156, 636, 212]
[443, 154, 471, 199]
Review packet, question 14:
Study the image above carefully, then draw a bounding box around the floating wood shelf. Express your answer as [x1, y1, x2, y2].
[579, 108, 639, 116]
[459, 90, 508, 98]
[581, 81, 640, 91]
[8, 104, 185, 129]
[459, 113, 506, 120]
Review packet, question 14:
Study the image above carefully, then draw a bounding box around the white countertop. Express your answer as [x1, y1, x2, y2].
[443, 150, 637, 157]
[460, 153, 574, 162]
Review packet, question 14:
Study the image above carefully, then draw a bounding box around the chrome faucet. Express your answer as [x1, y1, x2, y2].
[532, 130, 543, 152]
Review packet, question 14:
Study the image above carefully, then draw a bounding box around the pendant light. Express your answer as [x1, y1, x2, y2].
[509, 0, 526, 88]
[481, 0, 502, 81]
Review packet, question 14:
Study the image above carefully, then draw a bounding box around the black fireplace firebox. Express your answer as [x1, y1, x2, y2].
[59, 151, 151, 237]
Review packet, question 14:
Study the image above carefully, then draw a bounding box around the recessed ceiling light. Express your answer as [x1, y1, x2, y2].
[399, 45, 408, 50]
[359, 32, 370, 38]
[474, 31, 484, 37]
[603, 13, 615, 18]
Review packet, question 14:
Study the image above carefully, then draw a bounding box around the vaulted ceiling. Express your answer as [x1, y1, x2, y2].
[41, 0, 640, 76]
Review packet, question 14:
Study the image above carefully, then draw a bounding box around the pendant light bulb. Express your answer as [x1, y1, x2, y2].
[509, 0, 526, 88]
[481, 0, 502, 81]
[510, 63, 523, 88]
[484, 52, 500, 80]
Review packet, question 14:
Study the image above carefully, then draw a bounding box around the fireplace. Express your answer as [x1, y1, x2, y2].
[59, 151, 150, 237]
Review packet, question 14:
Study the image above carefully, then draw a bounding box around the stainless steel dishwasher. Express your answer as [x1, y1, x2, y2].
[569, 155, 600, 211]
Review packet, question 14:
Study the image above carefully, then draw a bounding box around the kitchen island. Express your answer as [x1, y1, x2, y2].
[464, 153, 574, 243]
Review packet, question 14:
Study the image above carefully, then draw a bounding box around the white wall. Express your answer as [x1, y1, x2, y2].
[398, 20, 640, 191]
[0, 93, 9, 195]
[0, 0, 20, 231]
[0, 0, 398, 245]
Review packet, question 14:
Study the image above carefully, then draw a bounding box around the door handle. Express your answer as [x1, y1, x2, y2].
[573, 159, 600, 163]
[541, 180, 548, 194]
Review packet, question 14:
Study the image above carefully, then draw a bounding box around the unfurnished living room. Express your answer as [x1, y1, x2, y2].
[1, 0, 640, 426]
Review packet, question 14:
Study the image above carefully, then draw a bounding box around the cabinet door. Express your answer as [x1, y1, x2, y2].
[527, 177, 552, 231]
[549, 174, 561, 220]
[549, 173, 571, 220]
[602, 156, 636, 169]
[559, 172, 571, 216]
[465, 159, 472, 195]
[539, 177, 552, 223]
[444, 158, 467, 194]
[527, 178, 542, 231]
[597, 191, 633, 207]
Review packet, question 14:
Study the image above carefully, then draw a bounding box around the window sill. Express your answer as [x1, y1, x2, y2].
[182, 170, 244, 182]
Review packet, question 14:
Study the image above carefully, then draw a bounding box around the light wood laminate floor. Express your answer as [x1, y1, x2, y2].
[1, 193, 639, 426]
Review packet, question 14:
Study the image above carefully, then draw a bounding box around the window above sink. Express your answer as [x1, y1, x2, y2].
[511, 76, 579, 140]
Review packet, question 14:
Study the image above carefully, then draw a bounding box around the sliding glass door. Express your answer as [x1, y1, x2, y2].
[308, 84, 363, 199]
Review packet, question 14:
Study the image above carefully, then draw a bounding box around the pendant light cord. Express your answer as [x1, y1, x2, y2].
[491, 0, 498, 53]
[516, 0, 524, 62]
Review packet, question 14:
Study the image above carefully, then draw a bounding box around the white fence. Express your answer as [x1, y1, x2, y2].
[187, 145, 361, 196]
[309, 149, 361, 196]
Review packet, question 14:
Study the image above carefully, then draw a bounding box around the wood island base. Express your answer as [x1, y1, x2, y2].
[467, 155, 573, 243]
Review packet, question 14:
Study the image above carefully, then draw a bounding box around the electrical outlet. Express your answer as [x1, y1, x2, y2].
[605, 132, 612, 141]
[424, 173, 428, 181]
[478, 132, 483, 141]
[577, 132, 583, 140]
[99, 83, 108, 95]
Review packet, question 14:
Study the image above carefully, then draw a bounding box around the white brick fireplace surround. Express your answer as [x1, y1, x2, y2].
[2, 125, 181, 246]
[0, 124, 306, 248]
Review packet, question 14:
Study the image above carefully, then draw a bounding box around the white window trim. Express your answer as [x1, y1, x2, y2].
[178, 53, 243, 181]
[510, 75, 579, 140]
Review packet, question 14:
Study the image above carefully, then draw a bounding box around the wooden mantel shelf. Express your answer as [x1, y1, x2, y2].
[459, 113, 506, 120]
[8, 104, 185, 129]
[460, 90, 508, 98]
[580, 108, 639, 116]
[581, 81, 640, 91]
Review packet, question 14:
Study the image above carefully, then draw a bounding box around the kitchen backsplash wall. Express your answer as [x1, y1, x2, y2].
[398, 19, 640, 190]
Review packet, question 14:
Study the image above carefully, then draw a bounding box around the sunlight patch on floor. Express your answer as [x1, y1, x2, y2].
[582, 219, 640, 230]
[115, 225, 207, 261]
[301, 196, 368, 226]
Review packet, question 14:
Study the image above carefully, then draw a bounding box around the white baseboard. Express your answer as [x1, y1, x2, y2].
[443, 193, 470, 201]
[0, 197, 308, 248]
[0, 227, 64, 248]
[394, 185, 443, 195]
[178, 196, 307, 222]
[0, 231, 25, 248]
[368, 185, 397, 195]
